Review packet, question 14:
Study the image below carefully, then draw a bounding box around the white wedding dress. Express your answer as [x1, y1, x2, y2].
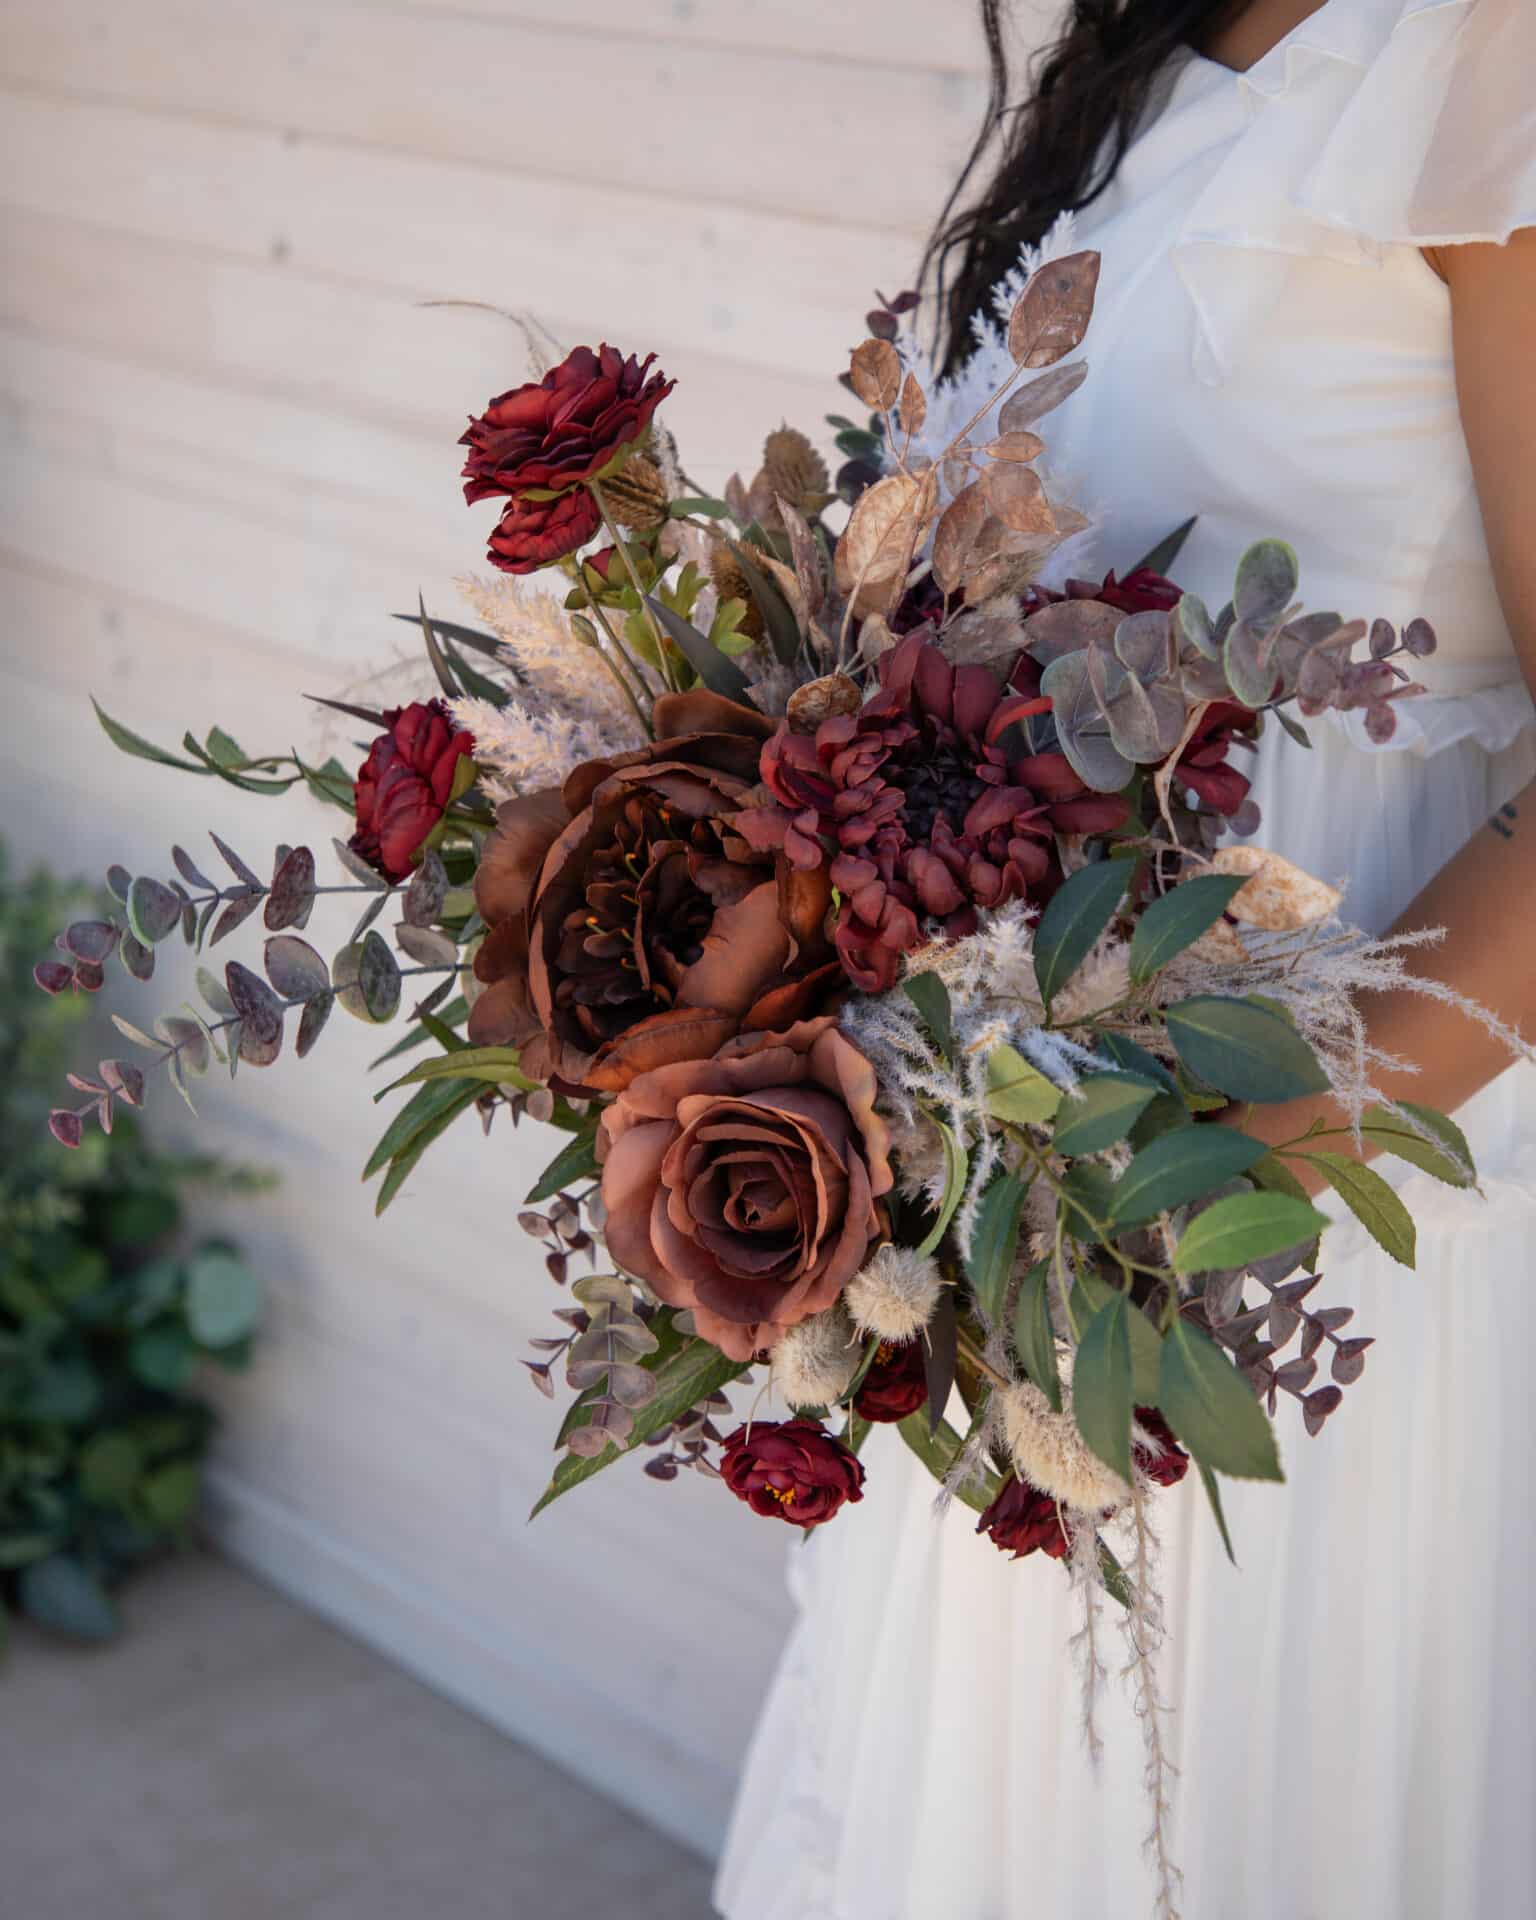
[715, 5, 1536, 1916]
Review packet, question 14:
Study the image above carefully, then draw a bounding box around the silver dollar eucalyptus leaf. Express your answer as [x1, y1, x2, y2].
[1232, 539, 1299, 627]
[1039, 651, 1135, 792]
[1176, 593, 1220, 660]
[1113, 609, 1175, 679]
[1223, 617, 1282, 709]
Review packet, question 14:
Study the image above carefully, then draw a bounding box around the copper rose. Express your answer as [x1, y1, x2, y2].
[597, 1018, 893, 1362]
[460, 343, 674, 504]
[719, 1420, 865, 1529]
[469, 690, 836, 1092]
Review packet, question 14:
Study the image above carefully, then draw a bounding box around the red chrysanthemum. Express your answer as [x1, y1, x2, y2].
[735, 636, 1131, 992]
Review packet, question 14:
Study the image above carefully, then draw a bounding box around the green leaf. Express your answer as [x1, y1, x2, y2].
[642, 595, 756, 703]
[372, 1084, 481, 1214]
[382, 1046, 538, 1098]
[965, 1173, 1027, 1326]
[186, 1250, 264, 1346]
[1172, 1191, 1329, 1275]
[1165, 995, 1332, 1103]
[1052, 1073, 1157, 1156]
[1128, 514, 1198, 580]
[79, 1432, 144, 1505]
[1069, 1270, 1162, 1402]
[364, 1077, 478, 1181]
[1159, 1320, 1283, 1481]
[141, 1460, 202, 1530]
[1129, 876, 1248, 982]
[1292, 1151, 1416, 1268]
[526, 1126, 600, 1205]
[728, 544, 803, 669]
[914, 1122, 968, 1257]
[1012, 1260, 1062, 1411]
[532, 1339, 748, 1517]
[1073, 1294, 1134, 1482]
[895, 1411, 1003, 1516]
[1096, 1032, 1177, 1093]
[1358, 1103, 1475, 1188]
[129, 1323, 199, 1391]
[0, 1533, 59, 1570]
[368, 997, 469, 1068]
[985, 1044, 1061, 1126]
[92, 698, 206, 773]
[668, 495, 734, 518]
[1033, 861, 1128, 1008]
[902, 973, 953, 1061]
[1247, 1150, 1312, 1204]
[1196, 1460, 1238, 1563]
[18, 1555, 121, 1641]
[1059, 1162, 1116, 1243]
[1110, 1125, 1268, 1228]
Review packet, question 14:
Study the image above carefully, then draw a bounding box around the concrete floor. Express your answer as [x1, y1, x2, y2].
[1, 1551, 718, 1920]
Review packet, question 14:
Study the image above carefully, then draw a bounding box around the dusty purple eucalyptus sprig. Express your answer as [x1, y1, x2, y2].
[1202, 1264, 1375, 1437]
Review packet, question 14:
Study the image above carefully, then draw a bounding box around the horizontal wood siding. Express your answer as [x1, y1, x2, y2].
[0, 0, 1058, 1855]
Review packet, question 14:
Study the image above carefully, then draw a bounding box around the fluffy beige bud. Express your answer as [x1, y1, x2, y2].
[843, 1244, 943, 1343]
[772, 1305, 859, 1410]
[1000, 1377, 1129, 1513]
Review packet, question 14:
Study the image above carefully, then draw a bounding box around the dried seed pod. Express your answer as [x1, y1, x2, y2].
[786, 674, 861, 734]
[761, 426, 830, 514]
[600, 454, 670, 532]
[708, 547, 766, 640]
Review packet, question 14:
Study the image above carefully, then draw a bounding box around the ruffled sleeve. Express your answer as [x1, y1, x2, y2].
[1172, 0, 1536, 384]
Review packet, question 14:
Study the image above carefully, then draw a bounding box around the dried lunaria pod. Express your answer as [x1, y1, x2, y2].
[848, 338, 902, 411]
[787, 674, 862, 733]
[835, 468, 938, 615]
[1210, 846, 1343, 930]
[1006, 250, 1102, 368]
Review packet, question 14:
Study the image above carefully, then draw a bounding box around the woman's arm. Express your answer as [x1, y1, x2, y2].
[1226, 231, 1536, 1175]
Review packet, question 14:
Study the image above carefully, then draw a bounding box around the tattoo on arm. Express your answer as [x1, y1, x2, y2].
[1489, 802, 1520, 841]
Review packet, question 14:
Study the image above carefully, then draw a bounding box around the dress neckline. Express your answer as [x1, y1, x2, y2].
[1192, 0, 1339, 79]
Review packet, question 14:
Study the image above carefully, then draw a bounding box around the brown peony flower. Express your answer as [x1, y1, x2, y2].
[853, 1338, 928, 1423]
[485, 488, 602, 575]
[720, 1419, 865, 1529]
[469, 690, 837, 1091]
[735, 635, 1131, 993]
[977, 1406, 1189, 1561]
[598, 1017, 893, 1361]
[349, 700, 475, 882]
[460, 343, 674, 504]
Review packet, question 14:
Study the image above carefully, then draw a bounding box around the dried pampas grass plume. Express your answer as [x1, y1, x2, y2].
[844, 1245, 943, 1344]
[772, 1305, 859, 1410]
[1002, 1378, 1129, 1513]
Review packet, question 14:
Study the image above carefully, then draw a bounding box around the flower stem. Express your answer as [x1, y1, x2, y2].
[588, 479, 680, 694]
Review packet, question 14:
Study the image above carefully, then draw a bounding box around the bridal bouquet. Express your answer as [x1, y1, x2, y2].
[38, 243, 1477, 1613]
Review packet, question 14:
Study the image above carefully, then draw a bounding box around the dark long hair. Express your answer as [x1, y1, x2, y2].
[925, 1, 1244, 371]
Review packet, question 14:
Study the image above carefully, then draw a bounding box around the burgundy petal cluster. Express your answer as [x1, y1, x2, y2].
[977, 1408, 1190, 1561]
[736, 636, 1131, 992]
[349, 700, 475, 882]
[1022, 566, 1184, 619]
[459, 343, 674, 575]
[720, 1419, 866, 1529]
[853, 1339, 928, 1423]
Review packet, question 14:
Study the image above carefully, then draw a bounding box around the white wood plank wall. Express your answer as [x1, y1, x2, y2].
[0, 0, 1058, 1857]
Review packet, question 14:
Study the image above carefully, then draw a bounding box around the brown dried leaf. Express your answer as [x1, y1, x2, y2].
[1210, 847, 1344, 930]
[985, 430, 1046, 463]
[941, 450, 974, 496]
[931, 482, 989, 595]
[939, 602, 1026, 669]
[998, 359, 1090, 432]
[981, 461, 1057, 536]
[772, 495, 826, 619]
[756, 550, 813, 639]
[834, 469, 938, 613]
[1006, 250, 1102, 368]
[962, 546, 1051, 608]
[898, 369, 927, 437]
[857, 611, 900, 667]
[849, 338, 902, 411]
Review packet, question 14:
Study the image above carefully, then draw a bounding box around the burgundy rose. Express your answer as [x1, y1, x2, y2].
[485, 488, 602, 575]
[469, 690, 837, 1092]
[977, 1475, 1072, 1560]
[736, 635, 1130, 993]
[349, 700, 475, 882]
[460, 343, 674, 504]
[853, 1339, 928, 1423]
[720, 1419, 865, 1529]
[598, 1018, 893, 1361]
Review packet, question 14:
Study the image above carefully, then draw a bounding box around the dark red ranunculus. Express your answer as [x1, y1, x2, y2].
[853, 1339, 928, 1423]
[1134, 1407, 1190, 1488]
[720, 1419, 866, 1529]
[735, 636, 1131, 993]
[976, 1475, 1072, 1560]
[977, 1407, 1189, 1561]
[349, 700, 475, 882]
[1169, 698, 1259, 817]
[460, 344, 675, 505]
[1022, 567, 1184, 619]
[485, 488, 603, 575]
